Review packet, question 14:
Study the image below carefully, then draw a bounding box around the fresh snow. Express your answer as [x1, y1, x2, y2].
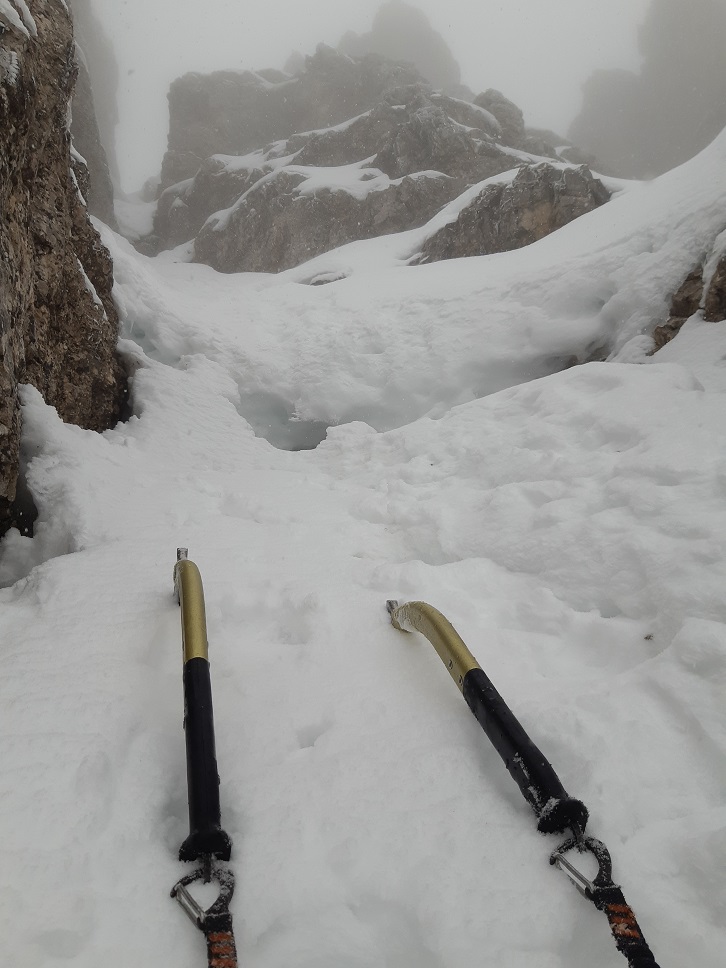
[12, 0, 36, 35]
[284, 160, 446, 200]
[203, 159, 450, 236]
[113, 197, 157, 241]
[1, 128, 726, 968]
[0, 0, 30, 37]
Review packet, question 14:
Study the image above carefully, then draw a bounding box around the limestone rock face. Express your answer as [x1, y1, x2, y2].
[704, 256, 726, 322]
[653, 250, 726, 351]
[160, 45, 423, 189]
[372, 98, 507, 182]
[475, 90, 525, 149]
[416, 164, 610, 264]
[652, 268, 705, 350]
[151, 85, 561, 269]
[193, 168, 456, 274]
[152, 45, 602, 274]
[0, 0, 127, 533]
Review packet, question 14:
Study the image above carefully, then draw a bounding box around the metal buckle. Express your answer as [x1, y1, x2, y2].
[550, 834, 614, 900]
[171, 859, 235, 931]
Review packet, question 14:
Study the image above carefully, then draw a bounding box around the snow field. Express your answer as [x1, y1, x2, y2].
[1, 132, 726, 966]
[110, 132, 726, 437]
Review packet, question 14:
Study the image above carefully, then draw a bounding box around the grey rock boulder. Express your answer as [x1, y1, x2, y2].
[474, 89, 526, 148]
[193, 166, 455, 274]
[416, 164, 610, 264]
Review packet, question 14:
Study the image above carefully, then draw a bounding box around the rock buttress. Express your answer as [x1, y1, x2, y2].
[0, 0, 127, 533]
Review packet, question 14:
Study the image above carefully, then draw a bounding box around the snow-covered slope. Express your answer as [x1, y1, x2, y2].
[0, 132, 725, 967]
[115, 131, 726, 437]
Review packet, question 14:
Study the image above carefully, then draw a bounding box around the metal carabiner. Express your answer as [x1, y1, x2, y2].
[171, 861, 235, 931]
[550, 834, 614, 901]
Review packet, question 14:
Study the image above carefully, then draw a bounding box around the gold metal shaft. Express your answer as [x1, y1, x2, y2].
[174, 557, 209, 663]
[388, 600, 480, 691]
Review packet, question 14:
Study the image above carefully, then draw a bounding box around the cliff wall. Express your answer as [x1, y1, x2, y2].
[0, 0, 126, 533]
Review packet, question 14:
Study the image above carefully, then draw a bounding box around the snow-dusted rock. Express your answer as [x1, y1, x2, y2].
[160, 45, 424, 189]
[148, 40, 604, 273]
[150, 78, 599, 272]
[704, 254, 726, 321]
[371, 99, 508, 182]
[416, 164, 610, 264]
[475, 89, 526, 149]
[653, 239, 726, 350]
[152, 90, 517, 256]
[652, 268, 705, 350]
[193, 166, 455, 274]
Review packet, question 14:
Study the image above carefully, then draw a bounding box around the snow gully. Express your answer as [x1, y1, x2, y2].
[171, 549, 237, 968]
[387, 599, 661, 968]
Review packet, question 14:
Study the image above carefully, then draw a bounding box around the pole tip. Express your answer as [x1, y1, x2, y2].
[387, 600, 410, 631]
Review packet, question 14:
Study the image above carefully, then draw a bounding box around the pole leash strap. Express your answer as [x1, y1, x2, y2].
[389, 599, 661, 968]
[207, 932, 237, 968]
[172, 864, 239, 968]
[551, 836, 660, 968]
[593, 887, 659, 968]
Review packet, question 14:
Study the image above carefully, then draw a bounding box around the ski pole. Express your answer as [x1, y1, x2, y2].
[171, 549, 237, 968]
[387, 599, 660, 968]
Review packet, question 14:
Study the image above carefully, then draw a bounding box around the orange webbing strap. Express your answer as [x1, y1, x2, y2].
[592, 885, 659, 968]
[204, 920, 238, 968]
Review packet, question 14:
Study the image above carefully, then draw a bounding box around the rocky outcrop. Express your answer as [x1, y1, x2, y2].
[155, 90, 538, 270]
[652, 249, 726, 350]
[160, 45, 424, 189]
[151, 44, 603, 273]
[372, 96, 506, 182]
[570, 0, 726, 177]
[475, 90, 525, 149]
[652, 268, 705, 350]
[193, 166, 455, 274]
[416, 164, 610, 264]
[338, 1, 466, 96]
[703, 256, 726, 321]
[152, 89, 513, 254]
[0, 0, 127, 533]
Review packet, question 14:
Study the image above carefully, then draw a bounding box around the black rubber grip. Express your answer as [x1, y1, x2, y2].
[462, 668, 588, 833]
[179, 657, 232, 861]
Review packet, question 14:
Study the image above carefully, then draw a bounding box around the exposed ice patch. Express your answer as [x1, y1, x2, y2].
[235, 389, 333, 451]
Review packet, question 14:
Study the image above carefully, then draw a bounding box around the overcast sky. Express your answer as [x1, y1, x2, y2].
[91, 0, 651, 192]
